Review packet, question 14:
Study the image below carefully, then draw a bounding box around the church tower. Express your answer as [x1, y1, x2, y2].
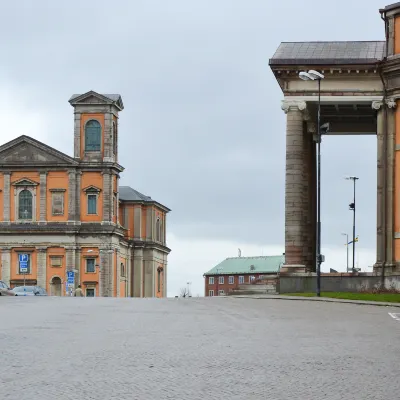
[68, 91, 124, 164]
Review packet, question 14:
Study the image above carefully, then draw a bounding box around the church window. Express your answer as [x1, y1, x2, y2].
[85, 120, 101, 152]
[18, 190, 33, 220]
[87, 194, 97, 215]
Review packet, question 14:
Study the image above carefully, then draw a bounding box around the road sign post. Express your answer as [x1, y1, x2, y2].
[19, 254, 29, 286]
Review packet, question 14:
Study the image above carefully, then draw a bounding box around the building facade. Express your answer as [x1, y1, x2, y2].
[204, 255, 284, 296]
[0, 91, 170, 297]
[270, 2, 400, 275]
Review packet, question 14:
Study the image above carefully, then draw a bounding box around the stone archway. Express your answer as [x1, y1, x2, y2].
[50, 276, 62, 296]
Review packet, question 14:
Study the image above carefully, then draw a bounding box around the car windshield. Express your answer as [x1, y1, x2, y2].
[13, 286, 35, 292]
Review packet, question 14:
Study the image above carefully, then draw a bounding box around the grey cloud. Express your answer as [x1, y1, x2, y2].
[0, 0, 383, 251]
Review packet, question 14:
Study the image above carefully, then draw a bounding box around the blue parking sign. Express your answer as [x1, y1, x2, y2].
[67, 271, 75, 285]
[19, 254, 28, 263]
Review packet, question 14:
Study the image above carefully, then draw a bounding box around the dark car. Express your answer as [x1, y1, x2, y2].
[0, 280, 14, 296]
[12, 286, 47, 296]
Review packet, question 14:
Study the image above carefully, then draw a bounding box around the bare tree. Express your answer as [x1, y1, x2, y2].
[180, 287, 189, 297]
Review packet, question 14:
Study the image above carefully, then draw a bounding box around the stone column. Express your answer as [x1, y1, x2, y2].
[280, 100, 308, 272]
[1, 247, 11, 286]
[374, 101, 385, 267]
[116, 175, 120, 226]
[386, 98, 397, 269]
[102, 171, 112, 224]
[36, 247, 47, 289]
[3, 172, 11, 223]
[67, 170, 76, 224]
[39, 171, 47, 224]
[133, 247, 143, 297]
[163, 260, 167, 297]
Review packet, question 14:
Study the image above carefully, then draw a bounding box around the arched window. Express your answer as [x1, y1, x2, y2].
[120, 263, 125, 277]
[19, 190, 33, 219]
[156, 218, 161, 242]
[85, 120, 101, 152]
[113, 122, 117, 155]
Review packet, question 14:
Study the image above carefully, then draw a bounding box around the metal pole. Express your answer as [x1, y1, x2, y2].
[346, 234, 349, 273]
[316, 78, 321, 297]
[352, 179, 356, 271]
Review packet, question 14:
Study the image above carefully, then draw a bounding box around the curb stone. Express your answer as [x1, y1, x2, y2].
[230, 294, 400, 307]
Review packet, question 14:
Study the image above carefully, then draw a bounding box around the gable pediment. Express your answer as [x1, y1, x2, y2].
[69, 91, 124, 110]
[12, 178, 39, 186]
[0, 136, 78, 166]
[83, 185, 101, 193]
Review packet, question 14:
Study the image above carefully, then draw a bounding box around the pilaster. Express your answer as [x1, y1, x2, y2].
[102, 172, 112, 224]
[76, 171, 82, 223]
[75, 247, 81, 288]
[73, 112, 81, 158]
[36, 247, 47, 289]
[146, 207, 154, 241]
[133, 247, 143, 297]
[134, 206, 142, 239]
[3, 172, 11, 223]
[1, 247, 11, 286]
[67, 170, 77, 223]
[103, 112, 113, 162]
[39, 171, 47, 224]
[281, 100, 309, 272]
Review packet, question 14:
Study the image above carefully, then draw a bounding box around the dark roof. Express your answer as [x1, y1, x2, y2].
[119, 186, 171, 212]
[119, 186, 152, 202]
[384, 2, 400, 11]
[269, 41, 385, 66]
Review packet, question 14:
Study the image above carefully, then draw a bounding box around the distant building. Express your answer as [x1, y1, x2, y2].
[203, 255, 284, 296]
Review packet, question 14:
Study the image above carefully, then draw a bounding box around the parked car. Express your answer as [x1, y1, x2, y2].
[0, 280, 14, 296]
[12, 286, 47, 296]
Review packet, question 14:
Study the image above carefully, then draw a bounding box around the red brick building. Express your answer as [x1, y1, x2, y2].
[204, 255, 284, 296]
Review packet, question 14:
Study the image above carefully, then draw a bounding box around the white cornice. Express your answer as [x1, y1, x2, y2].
[283, 95, 383, 104]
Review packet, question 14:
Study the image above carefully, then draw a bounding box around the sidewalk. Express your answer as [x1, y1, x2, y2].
[231, 294, 400, 308]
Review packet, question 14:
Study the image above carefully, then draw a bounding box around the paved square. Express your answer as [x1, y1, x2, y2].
[1, 297, 400, 399]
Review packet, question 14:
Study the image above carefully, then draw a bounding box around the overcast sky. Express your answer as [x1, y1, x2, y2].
[0, 0, 385, 296]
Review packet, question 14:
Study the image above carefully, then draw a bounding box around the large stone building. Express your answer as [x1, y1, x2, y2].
[0, 91, 170, 297]
[269, 2, 400, 275]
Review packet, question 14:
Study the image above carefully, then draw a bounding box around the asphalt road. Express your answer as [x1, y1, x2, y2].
[1, 297, 399, 400]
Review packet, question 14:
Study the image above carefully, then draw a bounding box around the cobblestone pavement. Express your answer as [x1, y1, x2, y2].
[1, 297, 400, 400]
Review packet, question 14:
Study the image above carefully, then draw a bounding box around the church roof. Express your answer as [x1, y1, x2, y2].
[204, 255, 285, 276]
[69, 93, 121, 102]
[269, 41, 385, 66]
[119, 186, 170, 212]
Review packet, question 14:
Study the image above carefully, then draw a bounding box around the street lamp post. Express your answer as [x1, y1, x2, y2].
[346, 176, 359, 272]
[341, 233, 349, 273]
[299, 70, 326, 297]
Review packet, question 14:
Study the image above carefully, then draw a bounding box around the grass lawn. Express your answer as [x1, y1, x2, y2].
[283, 292, 400, 303]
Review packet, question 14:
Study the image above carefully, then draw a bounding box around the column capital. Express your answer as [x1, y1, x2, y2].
[372, 100, 383, 110]
[281, 100, 307, 114]
[36, 246, 48, 252]
[386, 97, 397, 109]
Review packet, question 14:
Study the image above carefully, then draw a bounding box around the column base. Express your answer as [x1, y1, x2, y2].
[280, 264, 311, 275]
[373, 262, 398, 275]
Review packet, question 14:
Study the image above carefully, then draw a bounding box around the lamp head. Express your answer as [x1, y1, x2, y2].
[308, 70, 325, 80]
[299, 71, 313, 81]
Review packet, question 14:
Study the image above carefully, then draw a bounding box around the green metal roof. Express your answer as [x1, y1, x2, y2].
[204, 255, 285, 276]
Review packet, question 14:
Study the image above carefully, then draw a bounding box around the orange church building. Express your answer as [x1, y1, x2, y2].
[0, 91, 170, 297]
